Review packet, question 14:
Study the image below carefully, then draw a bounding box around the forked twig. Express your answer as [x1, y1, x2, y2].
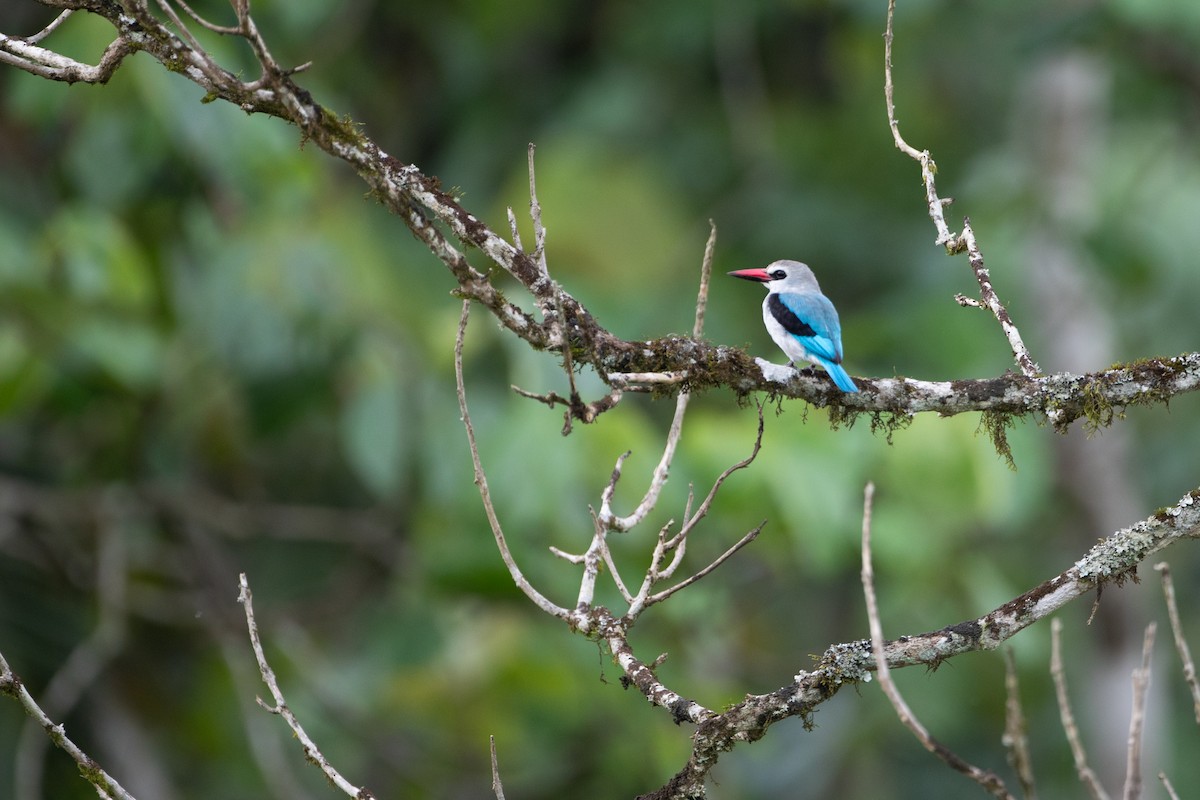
[237, 574, 373, 799]
[175, 0, 241, 35]
[960, 220, 1041, 378]
[1153, 562, 1200, 724]
[623, 401, 766, 618]
[884, 0, 1040, 380]
[861, 483, 1015, 800]
[1051, 618, 1112, 800]
[637, 521, 764, 613]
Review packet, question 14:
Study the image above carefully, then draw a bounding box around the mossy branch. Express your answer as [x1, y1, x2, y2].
[5, 3, 1199, 440]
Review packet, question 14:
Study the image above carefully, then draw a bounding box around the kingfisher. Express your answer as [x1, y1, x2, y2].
[728, 260, 859, 392]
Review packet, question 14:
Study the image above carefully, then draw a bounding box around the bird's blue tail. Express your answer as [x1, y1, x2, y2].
[819, 359, 859, 393]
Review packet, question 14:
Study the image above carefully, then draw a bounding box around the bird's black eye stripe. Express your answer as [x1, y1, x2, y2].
[770, 270, 786, 280]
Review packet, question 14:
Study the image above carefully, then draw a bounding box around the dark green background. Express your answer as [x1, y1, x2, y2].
[1, 1, 1199, 797]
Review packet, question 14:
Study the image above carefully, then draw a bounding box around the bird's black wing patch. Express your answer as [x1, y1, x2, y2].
[768, 293, 817, 338]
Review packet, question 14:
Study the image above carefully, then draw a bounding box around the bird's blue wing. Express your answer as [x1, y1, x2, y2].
[769, 292, 844, 364]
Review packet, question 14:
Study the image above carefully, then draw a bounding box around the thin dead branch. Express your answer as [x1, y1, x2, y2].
[861, 483, 1015, 799]
[961, 219, 1042, 379]
[594, 227, 723, 533]
[1122, 623, 1155, 800]
[490, 735, 506, 800]
[1051, 618, 1112, 800]
[0, 649, 138, 800]
[884, 0, 959, 251]
[237, 573, 375, 800]
[885, 0, 1040, 379]
[1002, 648, 1038, 800]
[454, 301, 569, 619]
[1153, 562, 1200, 724]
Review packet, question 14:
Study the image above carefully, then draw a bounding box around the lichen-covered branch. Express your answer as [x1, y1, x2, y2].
[636, 486, 1200, 799]
[4, 2, 1198, 429]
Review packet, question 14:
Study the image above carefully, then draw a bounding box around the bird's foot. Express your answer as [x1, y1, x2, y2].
[788, 362, 817, 377]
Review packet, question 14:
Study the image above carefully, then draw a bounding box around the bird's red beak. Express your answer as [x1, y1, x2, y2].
[727, 268, 771, 283]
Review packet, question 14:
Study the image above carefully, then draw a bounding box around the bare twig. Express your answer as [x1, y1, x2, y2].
[955, 294, 983, 308]
[668, 401, 765, 552]
[595, 227, 720, 533]
[527, 143, 547, 275]
[884, 1, 1039, 379]
[1002, 648, 1038, 800]
[1153, 562, 1200, 723]
[237, 573, 374, 799]
[574, 512, 612, 611]
[1122, 623, 1155, 800]
[27, 9, 73, 43]
[861, 482, 1015, 799]
[693, 221, 717, 338]
[0, 30, 135, 83]
[1158, 772, 1180, 800]
[1051, 618, 1112, 800]
[0, 649, 138, 800]
[15, 501, 128, 800]
[455, 301, 569, 619]
[638, 522, 764, 612]
[961, 220, 1041, 378]
[175, 0, 241, 35]
[884, 0, 960, 251]
[490, 735, 506, 800]
[624, 402, 766, 618]
[595, 388, 689, 533]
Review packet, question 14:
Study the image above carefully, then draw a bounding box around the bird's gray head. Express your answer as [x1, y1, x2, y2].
[727, 259, 821, 293]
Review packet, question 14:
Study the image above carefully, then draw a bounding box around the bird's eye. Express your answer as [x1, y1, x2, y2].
[771, 270, 787, 280]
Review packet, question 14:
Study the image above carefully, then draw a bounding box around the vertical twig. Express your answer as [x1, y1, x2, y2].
[861, 483, 1015, 799]
[884, 0, 1041, 379]
[692, 220, 717, 338]
[884, 0, 959, 250]
[1050, 618, 1112, 800]
[1002, 648, 1038, 800]
[527, 143, 547, 273]
[1122, 623, 1155, 800]
[1153, 562, 1200, 724]
[490, 735, 506, 800]
[595, 222, 721, 532]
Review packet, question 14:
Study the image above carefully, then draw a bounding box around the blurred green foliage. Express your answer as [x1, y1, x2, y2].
[1, 0, 1199, 798]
